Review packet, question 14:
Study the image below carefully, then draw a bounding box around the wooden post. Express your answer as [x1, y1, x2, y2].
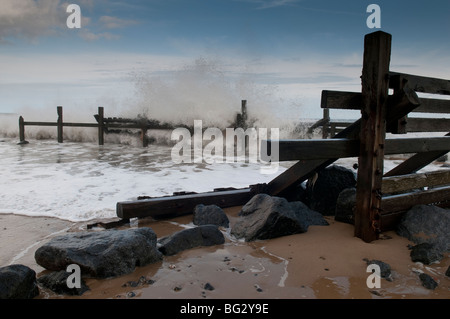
[98, 107, 104, 145]
[322, 108, 330, 139]
[57, 106, 63, 143]
[354, 31, 392, 243]
[19, 116, 25, 143]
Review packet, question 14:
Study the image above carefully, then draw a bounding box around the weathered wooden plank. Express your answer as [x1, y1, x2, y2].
[382, 170, 450, 194]
[264, 136, 450, 161]
[354, 31, 391, 242]
[381, 186, 450, 213]
[403, 118, 450, 132]
[389, 72, 450, 95]
[321, 90, 362, 110]
[117, 188, 253, 220]
[384, 132, 450, 176]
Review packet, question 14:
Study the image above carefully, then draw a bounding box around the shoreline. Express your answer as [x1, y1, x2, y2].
[1, 208, 449, 299]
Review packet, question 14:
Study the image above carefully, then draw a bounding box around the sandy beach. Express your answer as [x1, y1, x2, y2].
[1, 207, 449, 300]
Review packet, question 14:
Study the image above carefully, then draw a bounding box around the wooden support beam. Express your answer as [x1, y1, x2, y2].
[382, 170, 450, 194]
[381, 186, 450, 214]
[354, 31, 391, 242]
[117, 188, 254, 220]
[263, 136, 450, 161]
[389, 72, 450, 95]
[384, 132, 450, 177]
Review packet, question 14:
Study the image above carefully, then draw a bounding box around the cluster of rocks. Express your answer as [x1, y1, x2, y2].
[1, 164, 447, 298]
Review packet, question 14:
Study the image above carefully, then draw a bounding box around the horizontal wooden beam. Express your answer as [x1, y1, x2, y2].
[389, 71, 450, 95]
[382, 170, 450, 194]
[384, 132, 450, 176]
[404, 118, 450, 132]
[381, 186, 450, 214]
[263, 136, 450, 161]
[117, 188, 253, 220]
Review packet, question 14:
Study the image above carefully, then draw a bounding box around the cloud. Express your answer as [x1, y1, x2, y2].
[99, 16, 138, 29]
[0, 0, 67, 41]
[235, 0, 301, 10]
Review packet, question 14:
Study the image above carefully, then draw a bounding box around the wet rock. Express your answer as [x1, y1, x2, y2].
[158, 225, 225, 256]
[419, 273, 438, 290]
[35, 227, 162, 278]
[364, 259, 392, 281]
[397, 205, 449, 253]
[193, 204, 229, 228]
[410, 243, 443, 265]
[289, 201, 329, 227]
[231, 194, 308, 242]
[204, 283, 215, 291]
[335, 188, 356, 224]
[0, 264, 39, 299]
[37, 270, 89, 296]
[306, 165, 356, 216]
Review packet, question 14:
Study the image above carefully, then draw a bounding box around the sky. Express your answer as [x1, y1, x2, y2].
[0, 0, 449, 122]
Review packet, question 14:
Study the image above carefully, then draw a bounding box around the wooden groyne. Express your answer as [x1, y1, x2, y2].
[116, 31, 450, 243]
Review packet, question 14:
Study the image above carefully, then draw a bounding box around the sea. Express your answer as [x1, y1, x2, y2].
[0, 112, 447, 223]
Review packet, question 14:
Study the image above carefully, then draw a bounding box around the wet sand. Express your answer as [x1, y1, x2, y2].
[1, 208, 449, 300]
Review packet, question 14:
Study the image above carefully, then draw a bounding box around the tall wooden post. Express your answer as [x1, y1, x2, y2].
[19, 116, 25, 143]
[57, 106, 63, 143]
[98, 107, 104, 146]
[354, 31, 392, 243]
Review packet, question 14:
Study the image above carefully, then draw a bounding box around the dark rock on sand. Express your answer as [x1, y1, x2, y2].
[37, 270, 89, 296]
[158, 225, 225, 256]
[231, 194, 312, 242]
[0, 264, 39, 299]
[35, 227, 162, 278]
[410, 243, 443, 265]
[306, 165, 356, 216]
[193, 204, 229, 228]
[397, 205, 450, 253]
[419, 273, 438, 290]
[289, 201, 329, 227]
[335, 188, 356, 224]
[364, 259, 392, 281]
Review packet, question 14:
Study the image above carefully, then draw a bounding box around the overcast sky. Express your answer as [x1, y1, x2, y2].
[0, 0, 449, 121]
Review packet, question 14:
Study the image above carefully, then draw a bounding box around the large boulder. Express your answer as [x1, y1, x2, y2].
[37, 270, 89, 296]
[193, 204, 229, 227]
[231, 194, 311, 242]
[158, 225, 225, 256]
[307, 165, 356, 216]
[0, 264, 39, 299]
[397, 205, 450, 253]
[289, 201, 329, 227]
[335, 188, 356, 224]
[34, 227, 163, 278]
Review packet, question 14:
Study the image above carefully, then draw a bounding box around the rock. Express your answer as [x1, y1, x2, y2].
[231, 194, 308, 242]
[410, 243, 443, 265]
[35, 227, 162, 278]
[365, 259, 392, 281]
[158, 225, 225, 256]
[445, 266, 450, 277]
[37, 270, 89, 296]
[307, 165, 356, 216]
[335, 188, 356, 224]
[397, 205, 450, 253]
[289, 201, 329, 227]
[193, 204, 229, 227]
[0, 264, 39, 299]
[419, 273, 438, 290]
